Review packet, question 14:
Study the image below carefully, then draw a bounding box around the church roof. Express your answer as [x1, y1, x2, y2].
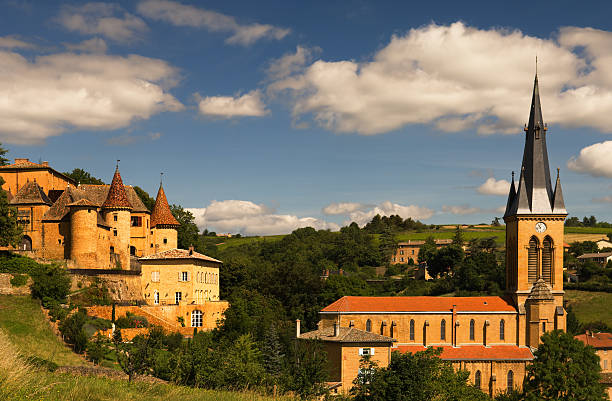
[299, 326, 396, 343]
[397, 345, 534, 361]
[527, 278, 554, 301]
[150, 184, 179, 228]
[575, 332, 612, 349]
[320, 296, 516, 314]
[101, 168, 132, 210]
[9, 181, 52, 205]
[505, 74, 566, 217]
[139, 248, 222, 264]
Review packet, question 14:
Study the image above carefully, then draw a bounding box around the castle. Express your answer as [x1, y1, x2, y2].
[0, 161, 179, 270]
[300, 73, 568, 395]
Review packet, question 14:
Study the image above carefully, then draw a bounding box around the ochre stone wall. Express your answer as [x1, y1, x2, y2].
[70, 273, 143, 302]
[452, 360, 527, 396]
[153, 227, 177, 253]
[0, 273, 32, 295]
[129, 212, 152, 258]
[70, 207, 98, 268]
[340, 343, 391, 393]
[105, 210, 132, 270]
[0, 167, 73, 196]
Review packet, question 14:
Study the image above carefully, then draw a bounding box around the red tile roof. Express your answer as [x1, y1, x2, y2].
[150, 184, 179, 228]
[101, 168, 132, 209]
[575, 332, 612, 349]
[139, 248, 222, 264]
[321, 296, 516, 313]
[396, 345, 534, 361]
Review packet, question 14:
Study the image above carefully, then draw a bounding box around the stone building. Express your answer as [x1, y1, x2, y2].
[575, 332, 612, 399]
[0, 161, 178, 269]
[301, 73, 568, 396]
[390, 239, 452, 265]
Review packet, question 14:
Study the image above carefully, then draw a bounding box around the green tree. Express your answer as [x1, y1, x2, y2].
[523, 330, 607, 401]
[428, 245, 464, 278]
[261, 323, 284, 379]
[30, 264, 71, 305]
[58, 308, 89, 354]
[352, 348, 489, 401]
[286, 339, 329, 399]
[114, 331, 152, 382]
[170, 204, 200, 250]
[133, 186, 155, 211]
[223, 334, 265, 389]
[63, 168, 105, 185]
[86, 333, 108, 364]
[452, 225, 465, 246]
[418, 236, 437, 265]
[379, 228, 398, 265]
[0, 177, 22, 247]
[0, 142, 9, 166]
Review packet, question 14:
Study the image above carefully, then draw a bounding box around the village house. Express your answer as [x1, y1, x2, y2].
[575, 332, 612, 399]
[300, 74, 568, 396]
[577, 252, 612, 267]
[390, 239, 452, 265]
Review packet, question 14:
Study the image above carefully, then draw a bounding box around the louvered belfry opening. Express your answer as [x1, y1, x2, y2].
[528, 236, 539, 283]
[542, 236, 553, 284]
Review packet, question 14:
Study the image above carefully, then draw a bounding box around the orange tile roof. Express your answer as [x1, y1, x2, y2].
[575, 332, 612, 349]
[101, 168, 132, 209]
[396, 345, 534, 361]
[139, 248, 222, 264]
[321, 296, 516, 313]
[150, 184, 179, 228]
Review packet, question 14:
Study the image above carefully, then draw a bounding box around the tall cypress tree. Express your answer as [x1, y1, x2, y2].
[0, 177, 21, 247]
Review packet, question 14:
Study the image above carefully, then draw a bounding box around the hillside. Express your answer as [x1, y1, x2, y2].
[565, 290, 612, 327]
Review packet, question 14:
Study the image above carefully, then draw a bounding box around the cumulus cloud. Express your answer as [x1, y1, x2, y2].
[477, 177, 510, 195]
[198, 90, 269, 118]
[0, 49, 182, 144]
[64, 38, 108, 53]
[58, 3, 148, 42]
[0, 36, 33, 49]
[271, 22, 612, 135]
[322, 202, 365, 215]
[442, 205, 505, 215]
[346, 201, 434, 226]
[137, 0, 289, 45]
[567, 141, 612, 178]
[267, 46, 315, 80]
[187, 200, 339, 236]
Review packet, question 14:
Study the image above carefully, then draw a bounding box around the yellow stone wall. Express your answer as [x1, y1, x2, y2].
[129, 212, 152, 257]
[41, 221, 70, 260]
[105, 209, 132, 270]
[452, 360, 528, 396]
[14, 204, 49, 254]
[70, 206, 99, 268]
[152, 227, 178, 253]
[340, 344, 391, 393]
[0, 166, 73, 195]
[140, 258, 220, 306]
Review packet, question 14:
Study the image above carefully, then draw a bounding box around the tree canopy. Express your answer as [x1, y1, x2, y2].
[0, 142, 8, 166]
[0, 176, 21, 247]
[63, 168, 105, 185]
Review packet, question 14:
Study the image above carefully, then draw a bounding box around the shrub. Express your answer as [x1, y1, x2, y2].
[47, 300, 71, 322]
[58, 309, 88, 353]
[115, 312, 149, 329]
[9, 274, 27, 287]
[30, 264, 71, 306]
[24, 356, 58, 372]
[86, 334, 108, 365]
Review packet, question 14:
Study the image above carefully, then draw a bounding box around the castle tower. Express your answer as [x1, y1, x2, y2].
[68, 199, 99, 268]
[102, 166, 133, 269]
[150, 181, 179, 252]
[504, 74, 567, 346]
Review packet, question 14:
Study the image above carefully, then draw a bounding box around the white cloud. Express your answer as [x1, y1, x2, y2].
[271, 22, 612, 135]
[58, 3, 148, 42]
[567, 141, 612, 178]
[0, 36, 33, 49]
[267, 46, 314, 80]
[137, 0, 289, 45]
[346, 201, 434, 226]
[322, 202, 365, 215]
[593, 196, 612, 203]
[441, 205, 506, 215]
[198, 90, 269, 118]
[187, 200, 339, 236]
[65, 38, 108, 53]
[477, 177, 510, 196]
[0, 49, 182, 144]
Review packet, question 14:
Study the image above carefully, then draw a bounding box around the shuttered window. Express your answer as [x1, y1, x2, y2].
[542, 237, 553, 284]
[528, 237, 539, 283]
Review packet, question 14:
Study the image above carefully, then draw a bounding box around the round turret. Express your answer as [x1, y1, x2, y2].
[68, 199, 98, 268]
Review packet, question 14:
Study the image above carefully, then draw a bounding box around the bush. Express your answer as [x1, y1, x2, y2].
[58, 309, 88, 354]
[115, 312, 149, 329]
[86, 334, 109, 365]
[0, 251, 42, 274]
[30, 264, 71, 306]
[24, 356, 58, 372]
[9, 274, 27, 287]
[47, 300, 71, 322]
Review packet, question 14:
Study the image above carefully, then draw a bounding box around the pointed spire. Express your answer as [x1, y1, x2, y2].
[552, 168, 566, 213]
[101, 165, 132, 209]
[514, 167, 531, 214]
[504, 171, 517, 217]
[150, 181, 179, 228]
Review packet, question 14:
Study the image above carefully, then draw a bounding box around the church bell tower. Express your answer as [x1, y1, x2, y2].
[503, 73, 567, 346]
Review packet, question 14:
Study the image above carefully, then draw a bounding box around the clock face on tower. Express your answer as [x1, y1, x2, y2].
[535, 222, 547, 233]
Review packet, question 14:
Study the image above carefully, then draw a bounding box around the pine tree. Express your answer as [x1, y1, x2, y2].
[0, 142, 8, 166]
[261, 323, 284, 378]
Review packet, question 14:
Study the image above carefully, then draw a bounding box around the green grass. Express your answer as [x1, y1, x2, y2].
[564, 227, 612, 234]
[394, 229, 505, 244]
[215, 235, 285, 250]
[0, 295, 84, 366]
[564, 290, 612, 326]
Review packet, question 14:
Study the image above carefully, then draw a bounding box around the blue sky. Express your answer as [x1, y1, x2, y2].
[1, 0, 612, 235]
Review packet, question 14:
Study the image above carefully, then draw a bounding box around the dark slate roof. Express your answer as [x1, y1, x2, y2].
[10, 181, 52, 205]
[577, 252, 612, 259]
[505, 74, 566, 217]
[67, 198, 98, 207]
[150, 184, 179, 228]
[101, 168, 132, 210]
[79, 185, 148, 213]
[299, 326, 396, 343]
[552, 169, 566, 214]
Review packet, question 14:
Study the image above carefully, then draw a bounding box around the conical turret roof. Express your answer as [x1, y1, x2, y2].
[150, 183, 179, 228]
[101, 167, 132, 210]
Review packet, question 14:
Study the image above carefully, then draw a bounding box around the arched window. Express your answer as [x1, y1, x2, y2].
[366, 319, 372, 332]
[20, 235, 32, 251]
[470, 319, 475, 341]
[542, 236, 554, 284]
[500, 319, 505, 341]
[390, 322, 395, 338]
[191, 310, 203, 327]
[475, 370, 481, 388]
[507, 370, 514, 390]
[410, 319, 415, 341]
[441, 319, 446, 341]
[528, 236, 539, 283]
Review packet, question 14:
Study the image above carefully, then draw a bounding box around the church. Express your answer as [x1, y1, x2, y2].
[299, 73, 567, 396]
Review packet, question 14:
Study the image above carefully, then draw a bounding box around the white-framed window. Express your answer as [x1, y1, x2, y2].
[151, 271, 160, 282]
[179, 271, 189, 282]
[175, 292, 182, 304]
[359, 348, 374, 356]
[154, 291, 159, 305]
[191, 310, 203, 327]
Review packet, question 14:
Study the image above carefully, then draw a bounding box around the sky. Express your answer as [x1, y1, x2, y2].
[1, 0, 612, 235]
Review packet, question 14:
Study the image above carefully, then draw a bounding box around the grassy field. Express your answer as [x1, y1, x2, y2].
[0, 295, 84, 366]
[215, 235, 285, 250]
[564, 290, 612, 326]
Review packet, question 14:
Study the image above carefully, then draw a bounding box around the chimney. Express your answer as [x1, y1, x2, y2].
[188, 245, 194, 255]
[296, 319, 301, 338]
[333, 321, 340, 337]
[484, 320, 490, 347]
[42, 161, 49, 167]
[15, 158, 28, 164]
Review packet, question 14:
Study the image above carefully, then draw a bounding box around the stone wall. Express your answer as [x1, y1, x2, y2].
[0, 273, 32, 295]
[70, 271, 143, 302]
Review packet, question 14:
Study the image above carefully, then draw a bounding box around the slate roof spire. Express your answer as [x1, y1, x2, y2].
[505, 73, 566, 216]
[101, 165, 132, 210]
[150, 181, 179, 228]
